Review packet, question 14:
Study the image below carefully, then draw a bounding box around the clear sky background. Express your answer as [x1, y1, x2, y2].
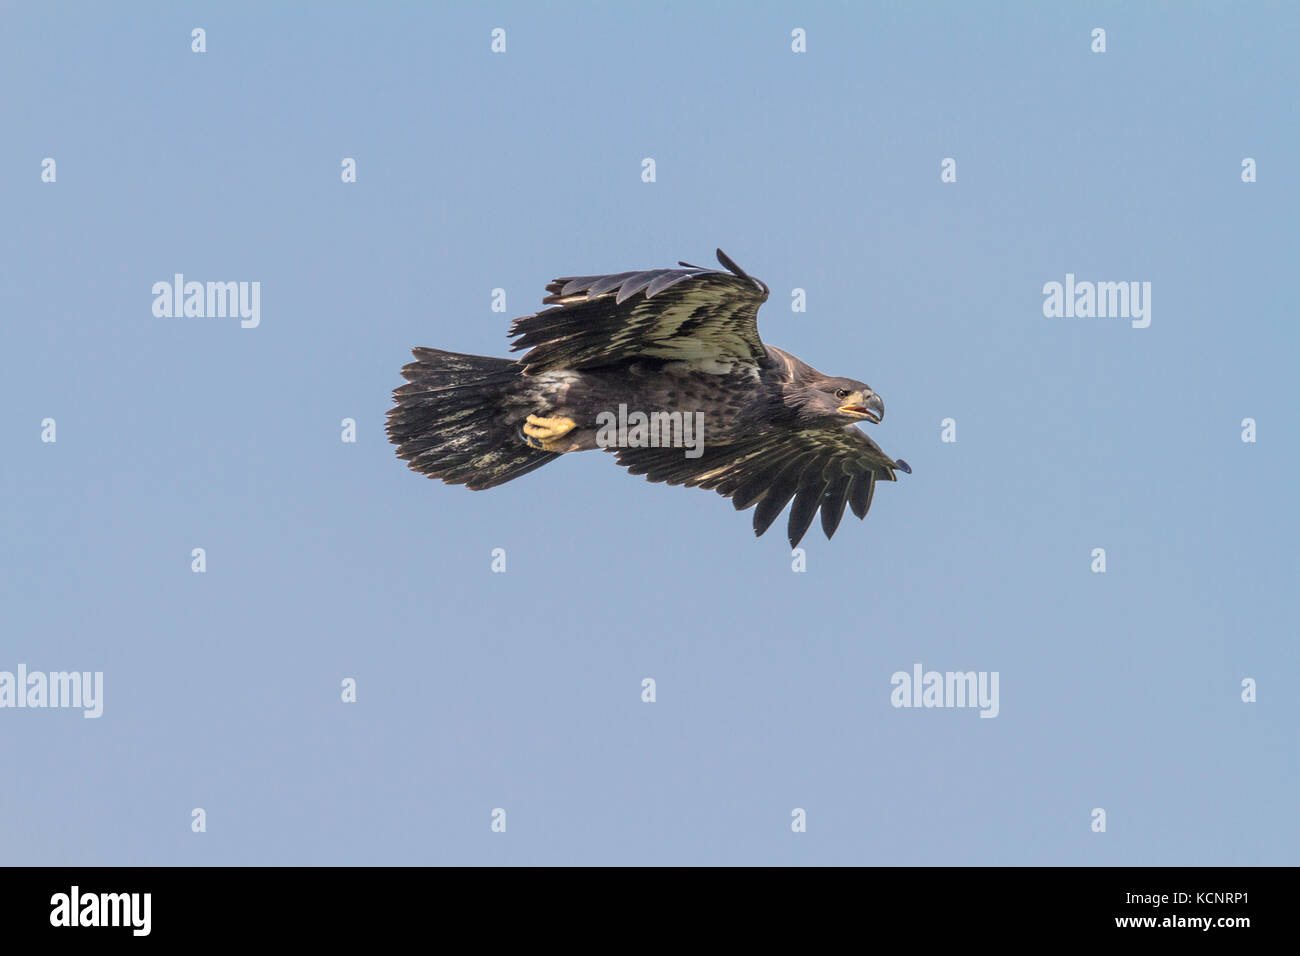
[2, 1, 1296, 865]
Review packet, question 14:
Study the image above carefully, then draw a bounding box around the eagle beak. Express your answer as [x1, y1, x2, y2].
[839, 391, 884, 424]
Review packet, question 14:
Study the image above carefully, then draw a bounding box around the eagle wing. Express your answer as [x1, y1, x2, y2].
[614, 425, 911, 547]
[508, 249, 769, 373]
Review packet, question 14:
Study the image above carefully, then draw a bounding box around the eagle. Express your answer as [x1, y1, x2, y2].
[386, 250, 910, 546]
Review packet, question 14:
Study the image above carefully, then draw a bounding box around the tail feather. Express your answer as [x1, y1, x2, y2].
[387, 348, 557, 490]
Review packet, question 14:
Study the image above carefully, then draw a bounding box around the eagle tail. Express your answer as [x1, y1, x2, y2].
[386, 348, 558, 489]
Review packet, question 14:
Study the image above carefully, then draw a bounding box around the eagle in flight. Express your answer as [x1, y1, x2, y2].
[386, 250, 910, 546]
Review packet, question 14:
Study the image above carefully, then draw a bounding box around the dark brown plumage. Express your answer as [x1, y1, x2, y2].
[387, 250, 910, 545]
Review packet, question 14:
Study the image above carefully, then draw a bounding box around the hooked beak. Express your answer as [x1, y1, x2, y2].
[838, 390, 884, 424]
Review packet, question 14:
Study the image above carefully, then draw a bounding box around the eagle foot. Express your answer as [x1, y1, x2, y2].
[521, 414, 578, 452]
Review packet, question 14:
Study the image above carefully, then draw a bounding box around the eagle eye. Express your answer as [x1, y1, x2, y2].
[834, 388, 849, 399]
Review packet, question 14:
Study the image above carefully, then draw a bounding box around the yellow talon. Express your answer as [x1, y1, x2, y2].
[521, 414, 578, 452]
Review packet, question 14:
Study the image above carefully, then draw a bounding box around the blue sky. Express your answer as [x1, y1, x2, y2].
[1, 1, 1296, 865]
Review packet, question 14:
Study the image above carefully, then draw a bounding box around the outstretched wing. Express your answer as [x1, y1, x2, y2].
[508, 249, 769, 373]
[615, 426, 912, 547]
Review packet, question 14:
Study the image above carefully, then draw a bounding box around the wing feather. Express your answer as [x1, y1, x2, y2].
[819, 473, 853, 539]
[509, 250, 769, 373]
[787, 473, 829, 548]
[615, 425, 908, 546]
[848, 472, 876, 519]
[752, 452, 814, 536]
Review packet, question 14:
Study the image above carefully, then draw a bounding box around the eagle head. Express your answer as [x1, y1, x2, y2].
[793, 376, 884, 425]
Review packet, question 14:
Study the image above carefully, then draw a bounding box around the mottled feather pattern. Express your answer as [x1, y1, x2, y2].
[508, 253, 769, 373]
[386, 348, 558, 490]
[615, 425, 907, 547]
